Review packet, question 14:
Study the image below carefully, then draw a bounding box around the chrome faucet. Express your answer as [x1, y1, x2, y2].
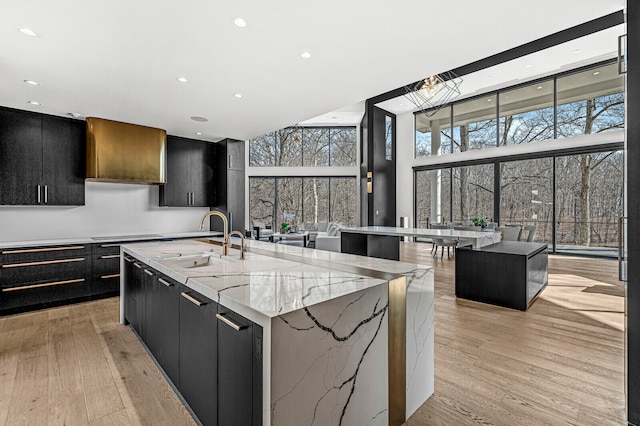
[228, 230, 246, 259]
[199, 210, 229, 256]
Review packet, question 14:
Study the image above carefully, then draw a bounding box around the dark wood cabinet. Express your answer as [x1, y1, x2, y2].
[122, 260, 262, 426]
[212, 139, 245, 233]
[147, 270, 180, 386]
[217, 305, 262, 426]
[124, 259, 145, 337]
[160, 135, 216, 207]
[179, 284, 218, 426]
[91, 243, 122, 297]
[41, 115, 86, 205]
[0, 244, 92, 315]
[0, 107, 85, 206]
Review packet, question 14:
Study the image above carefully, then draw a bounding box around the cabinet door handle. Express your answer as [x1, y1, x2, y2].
[101, 274, 120, 279]
[158, 278, 173, 287]
[228, 154, 232, 169]
[216, 313, 244, 331]
[124, 256, 134, 262]
[100, 254, 120, 259]
[2, 278, 85, 292]
[100, 244, 121, 248]
[2, 245, 85, 254]
[181, 291, 205, 306]
[2, 257, 85, 268]
[144, 269, 154, 276]
[133, 263, 142, 269]
[37, 185, 41, 203]
[44, 185, 48, 204]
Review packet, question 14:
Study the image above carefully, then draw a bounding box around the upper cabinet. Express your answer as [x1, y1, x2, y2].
[212, 139, 245, 232]
[159, 135, 216, 207]
[0, 107, 85, 206]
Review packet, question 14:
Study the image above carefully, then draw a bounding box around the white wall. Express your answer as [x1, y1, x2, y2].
[0, 182, 210, 242]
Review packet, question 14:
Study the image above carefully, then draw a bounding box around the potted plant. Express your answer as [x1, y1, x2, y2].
[280, 223, 290, 233]
[472, 217, 488, 229]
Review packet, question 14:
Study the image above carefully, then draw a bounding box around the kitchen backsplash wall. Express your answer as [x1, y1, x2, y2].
[0, 182, 210, 242]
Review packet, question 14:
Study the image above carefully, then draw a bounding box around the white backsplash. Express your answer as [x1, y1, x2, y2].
[0, 181, 211, 242]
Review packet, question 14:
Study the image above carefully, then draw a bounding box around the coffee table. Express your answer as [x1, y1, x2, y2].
[269, 231, 310, 247]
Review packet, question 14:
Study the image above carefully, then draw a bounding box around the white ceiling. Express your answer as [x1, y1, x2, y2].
[0, 1, 625, 141]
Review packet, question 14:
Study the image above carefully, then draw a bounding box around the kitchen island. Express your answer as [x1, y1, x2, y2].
[121, 237, 434, 426]
[340, 226, 501, 261]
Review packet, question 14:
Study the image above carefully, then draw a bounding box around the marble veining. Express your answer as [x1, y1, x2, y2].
[271, 285, 389, 426]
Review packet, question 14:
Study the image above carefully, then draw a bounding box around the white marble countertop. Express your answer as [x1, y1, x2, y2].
[0, 231, 223, 249]
[122, 238, 431, 324]
[342, 225, 500, 239]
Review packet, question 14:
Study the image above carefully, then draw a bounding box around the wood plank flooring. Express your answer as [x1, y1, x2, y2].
[0, 243, 626, 425]
[402, 243, 625, 426]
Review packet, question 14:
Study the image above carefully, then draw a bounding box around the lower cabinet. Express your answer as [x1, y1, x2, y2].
[0, 244, 92, 315]
[123, 260, 262, 426]
[217, 304, 263, 426]
[179, 285, 218, 426]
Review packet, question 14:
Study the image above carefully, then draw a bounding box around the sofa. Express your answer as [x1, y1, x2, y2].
[300, 222, 329, 246]
[314, 222, 345, 252]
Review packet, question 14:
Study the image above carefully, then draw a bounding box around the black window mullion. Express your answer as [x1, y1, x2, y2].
[552, 156, 557, 253]
[494, 162, 501, 224]
[496, 92, 500, 147]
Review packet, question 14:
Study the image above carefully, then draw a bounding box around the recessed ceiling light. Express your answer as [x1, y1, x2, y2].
[18, 28, 37, 37]
[233, 18, 247, 28]
[536, 86, 543, 90]
[195, 132, 203, 135]
[593, 71, 600, 76]
[177, 77, 189, 83]
[300, 51, 312, 59]
[68, 112, 82, 118]
[24, 79, 39, 86]
[525, 64, 532, 68]
[487, 98, 492, 102]
[234, 93, 243, 98]
[573, 49, 581, 54]
[190, 116, 208, 122]
[331, 116, 338, 119]
[485, 76, 491, 80]
[398, 103, 403, 107]
[27, 101, 40, 106]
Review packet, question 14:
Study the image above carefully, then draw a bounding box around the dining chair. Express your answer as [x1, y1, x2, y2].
[430, 224, 457, 258]
[496, 226, 522, 241]
[522, 225, 537, 242]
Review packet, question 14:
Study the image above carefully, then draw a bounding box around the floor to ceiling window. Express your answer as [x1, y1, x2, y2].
[248, 126, 358, 228]
[555, 150, 624, 256]
[452, 164, 494, 222]
[499, 158, 553, 244]
[413, 60, 624, 257]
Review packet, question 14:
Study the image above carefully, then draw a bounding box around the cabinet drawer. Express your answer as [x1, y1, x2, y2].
[1, 244, 91, 265]
[0, 257, 91, 289]
[0, 278, 90, 315]
[92, 242, 123, 257]
[91, 274, 120, 297]
[92, 255, 120, 278]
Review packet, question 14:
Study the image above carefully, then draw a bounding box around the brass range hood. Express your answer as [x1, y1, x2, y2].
[86, 117, 166, 184]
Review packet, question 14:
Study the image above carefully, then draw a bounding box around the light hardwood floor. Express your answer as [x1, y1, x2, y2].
[0, 243, 626, 425]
